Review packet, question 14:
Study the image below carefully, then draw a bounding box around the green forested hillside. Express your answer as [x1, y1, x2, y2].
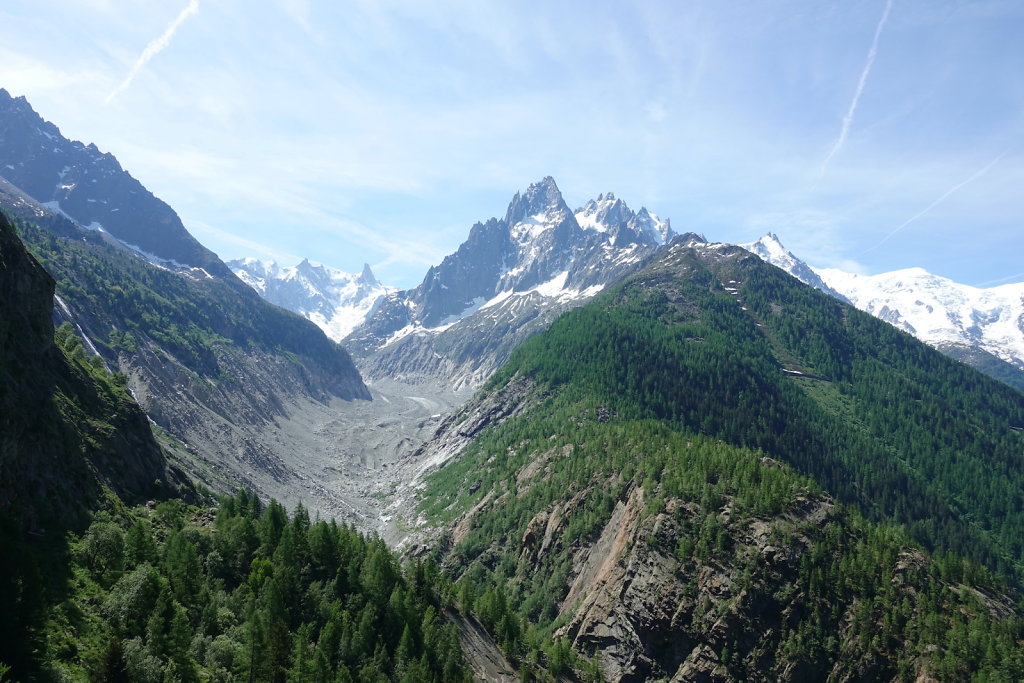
[417, 240, 1024, 680]
[1, 209, 183, 678]
[11, 213, 364, 387]
[486, 242, 1024, 582]
[2, 211, 468, 682]
[25, 491, 467, 682]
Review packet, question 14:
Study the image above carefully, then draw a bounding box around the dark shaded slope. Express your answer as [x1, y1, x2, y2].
[0, 210, 189, 677]
[0, 211, 183, 529]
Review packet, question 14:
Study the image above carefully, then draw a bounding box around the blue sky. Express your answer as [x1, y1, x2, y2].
[1, 0, 1021, 288]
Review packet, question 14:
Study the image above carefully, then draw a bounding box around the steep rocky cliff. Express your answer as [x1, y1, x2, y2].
[0, 210, 185, 529]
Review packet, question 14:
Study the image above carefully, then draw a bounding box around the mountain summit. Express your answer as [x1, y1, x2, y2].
[504, 175, 572, 235]
[575, 191, 673, 245]
[340, 177, 675, 387]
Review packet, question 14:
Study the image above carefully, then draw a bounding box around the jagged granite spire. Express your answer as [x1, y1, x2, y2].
[503, 176, 572, 228]
[359, 263, 378, 286]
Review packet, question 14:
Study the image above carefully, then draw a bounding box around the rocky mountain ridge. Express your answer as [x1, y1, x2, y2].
[0, 88, 231, 279]
[403, 234, 1024, 680]
[341, 176, 674, 389]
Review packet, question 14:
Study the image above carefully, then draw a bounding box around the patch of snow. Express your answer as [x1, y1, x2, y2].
[511, 211, 562, 241]
[435, 297, 487, 327]
[41, 200, 74, 222]
[118, 240, 195, 272]
[534, 270, 570, 297]
[382, 323, 425, 347]
[481, 270, 604, 315]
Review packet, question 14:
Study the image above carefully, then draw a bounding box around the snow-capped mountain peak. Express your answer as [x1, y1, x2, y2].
[812, 265, 1024, 370]
[342, 177, 676, 387]
[504, 176, 573, 242]
[229, 258, 393, 342]
[574, 193, 674, 246]
[575, 192, 631, 233]
[740, 234, 848, 302]
[634, 206, 674, 245]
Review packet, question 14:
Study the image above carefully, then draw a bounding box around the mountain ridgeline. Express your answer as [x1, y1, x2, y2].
[411, 235, 1024, 680]
[743, 233, 1024, 392]
[0, 89, 228, 278]
[5, 83, 1024, 682]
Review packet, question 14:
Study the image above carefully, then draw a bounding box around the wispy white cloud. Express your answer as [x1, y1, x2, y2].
[977, 271, 1024, 287]
[863, 150, 1009, 253]
[184, 217, 303, 265]
[820, 0, 894, 175]
[106, 0, 199, 103]
[0, 50, 105, 94]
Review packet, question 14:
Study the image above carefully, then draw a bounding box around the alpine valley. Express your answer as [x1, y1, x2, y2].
[2, 88, 1024, 682]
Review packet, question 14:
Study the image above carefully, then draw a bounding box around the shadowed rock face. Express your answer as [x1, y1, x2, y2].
[0, 211, 184, 530]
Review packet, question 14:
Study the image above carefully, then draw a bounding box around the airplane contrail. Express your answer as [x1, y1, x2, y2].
[977, 271, 1024, 287]
[820, 0, 894, 175]
[862, 150, 1009, 254]
[106, 0, 200, 103]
